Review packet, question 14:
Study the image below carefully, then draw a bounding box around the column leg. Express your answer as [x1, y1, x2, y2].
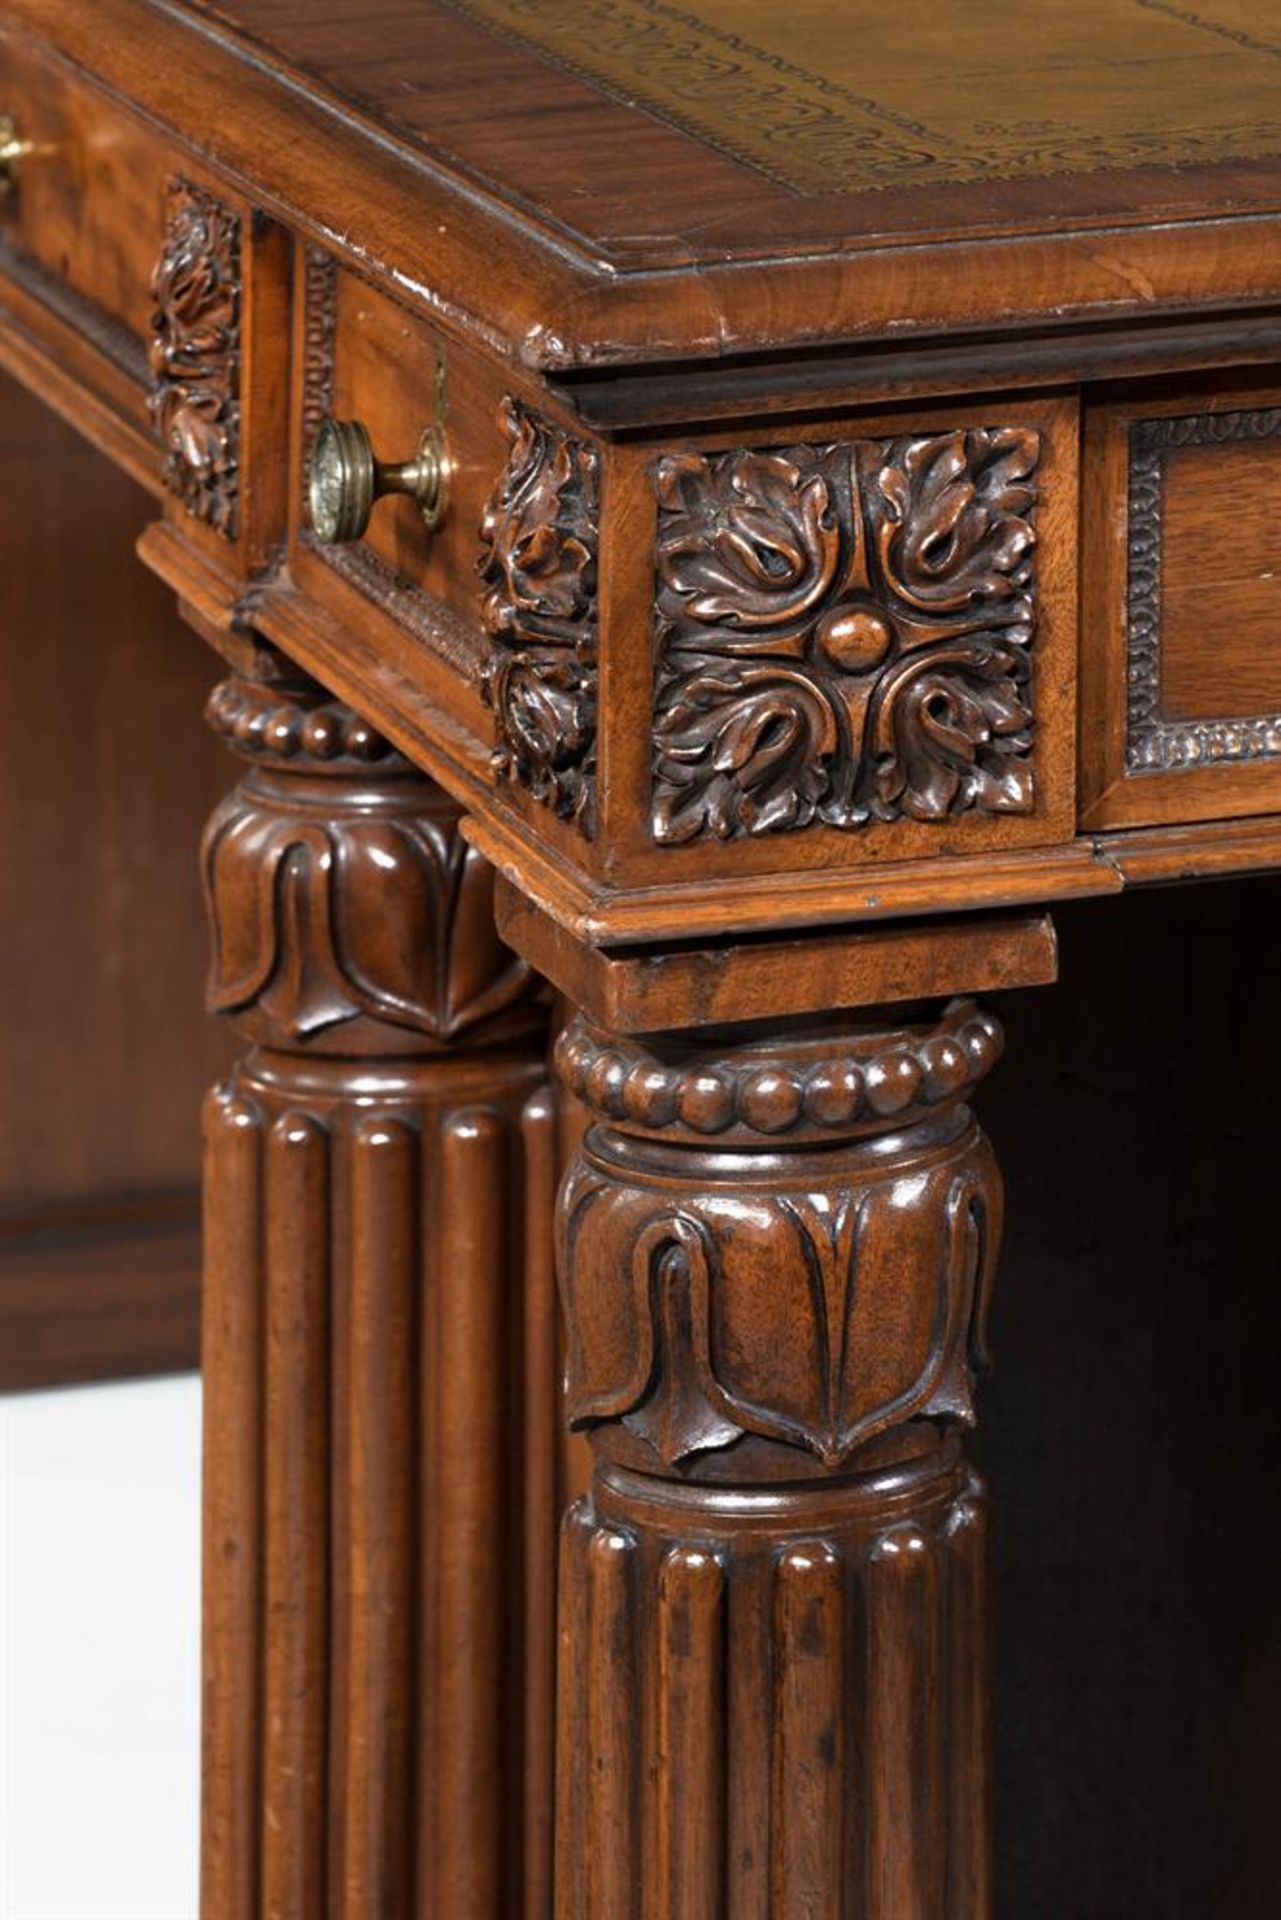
[553, 1000, 1005, 1919]
[197, 669, 555, 1920]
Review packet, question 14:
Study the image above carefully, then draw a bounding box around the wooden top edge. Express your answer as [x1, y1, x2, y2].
[1094, 814, 1281, 885]
[8, 0, 1281, 369]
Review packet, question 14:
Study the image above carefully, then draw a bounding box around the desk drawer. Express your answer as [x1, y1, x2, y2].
[0, 29, 173, 345]
[289, 250, 540, 753]
[1081, 380, 1281, 829]
[0, 30, 289, 572]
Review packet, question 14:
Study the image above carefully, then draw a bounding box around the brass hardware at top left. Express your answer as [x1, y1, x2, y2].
[0, 114, 31, 196]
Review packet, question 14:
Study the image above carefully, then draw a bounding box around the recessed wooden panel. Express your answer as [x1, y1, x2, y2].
[288, 250, 541, 753]
[1080, 383, 1281, 831]
[0, 373, 231, 1210]
[1159, 439, 1281, 721]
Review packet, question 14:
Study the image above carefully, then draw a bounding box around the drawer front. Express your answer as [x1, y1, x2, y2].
[289, 250, 547, 755]
[1081, 381, 1281, 829]
[0, 31, 290, 573]
[0, 29, 173, 345]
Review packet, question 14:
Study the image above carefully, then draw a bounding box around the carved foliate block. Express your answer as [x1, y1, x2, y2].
[149, 180, 241, 535]
[652, 429, 1039, 842]
[478, 397, 600, 835]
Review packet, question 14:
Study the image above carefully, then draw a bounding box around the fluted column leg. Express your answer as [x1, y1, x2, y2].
[553, 1001, 1005, 1919]
[198, 670, 555, 1920]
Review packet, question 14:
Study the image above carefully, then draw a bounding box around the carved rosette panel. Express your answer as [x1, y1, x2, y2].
[652, 428, 1040, 842]
[555, 1001, 1002, 1471]
[478, 397, 600, 835]
[202, 677, 537, 1052]
[148, 180, 241, 535]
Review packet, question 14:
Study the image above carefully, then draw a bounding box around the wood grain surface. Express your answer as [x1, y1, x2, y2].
[1, 3, 1279, 1913]
[1081, 379, 1281, 831]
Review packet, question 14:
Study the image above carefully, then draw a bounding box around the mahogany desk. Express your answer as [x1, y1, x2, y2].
[2, 2, 1279, 1912]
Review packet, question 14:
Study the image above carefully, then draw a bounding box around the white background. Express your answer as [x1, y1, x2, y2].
[0, 1375, 201, 1920]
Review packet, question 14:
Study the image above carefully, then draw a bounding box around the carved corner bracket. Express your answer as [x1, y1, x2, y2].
[148, 179, 241, 536]
[478, 397, 600, 837]
[1127, 406, 1281, 774]
[651, 428, 1041, 843]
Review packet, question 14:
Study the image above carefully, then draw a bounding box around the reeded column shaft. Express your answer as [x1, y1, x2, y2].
[198, 670, 556, 1920]
[553, 1002, 1004, 1919]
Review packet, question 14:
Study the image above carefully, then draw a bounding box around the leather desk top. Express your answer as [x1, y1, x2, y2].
[13, 0, 1281, 366]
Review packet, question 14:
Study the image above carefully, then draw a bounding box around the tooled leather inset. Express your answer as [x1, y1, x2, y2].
[440, 0, 1281, 199]
[651, 428, 1040, 843]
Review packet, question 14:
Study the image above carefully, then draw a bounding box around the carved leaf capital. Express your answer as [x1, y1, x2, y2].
[560, 1129, 1001, 1469]
[202, 758, 536, 1052]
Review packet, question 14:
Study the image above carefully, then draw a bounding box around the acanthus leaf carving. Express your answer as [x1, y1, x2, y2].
[478, 398, 600, 835]
[561, 1140, 1000, 1469]
[655, 449, 842, 629]
[874, 426, 1037, 619]
[148, 180, 241, 536]
[652, 426, 1040, 842]
[871, 637, 1034, 822]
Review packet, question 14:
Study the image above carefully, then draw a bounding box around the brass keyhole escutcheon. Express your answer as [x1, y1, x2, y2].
[308, 415, 451, 545]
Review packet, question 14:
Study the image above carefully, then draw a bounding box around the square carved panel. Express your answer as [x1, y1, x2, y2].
[601, 395, 1080, 891]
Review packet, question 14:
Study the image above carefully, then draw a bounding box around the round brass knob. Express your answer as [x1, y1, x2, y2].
[308, 416, 450, 545]
[0, 114, 29, 197]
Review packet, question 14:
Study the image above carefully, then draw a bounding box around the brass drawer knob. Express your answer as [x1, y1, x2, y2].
[0, 114, 29, 196]
[308, 416, 450, 544]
